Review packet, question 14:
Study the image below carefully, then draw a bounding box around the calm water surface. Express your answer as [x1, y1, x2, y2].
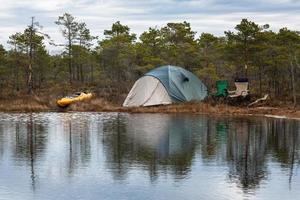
[0, 112, 299, 200]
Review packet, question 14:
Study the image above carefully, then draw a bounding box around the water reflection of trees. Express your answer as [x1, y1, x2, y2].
[14, 116, 48, 165]
[102, 114, 206, 181]
[225, 118, 300, 191]
[103, 114, 300, 190]
[226, 119, 268, 191]
[267, 119, 299, 165]
[61, 116, 92, 175]
[0, 113, 93, 188]
[0, 113, 298, 194]
[0, 114, 49, 190]
[266, 119, 300, 188]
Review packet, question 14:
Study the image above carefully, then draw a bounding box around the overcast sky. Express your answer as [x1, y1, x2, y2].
[0, 0, 300, 53]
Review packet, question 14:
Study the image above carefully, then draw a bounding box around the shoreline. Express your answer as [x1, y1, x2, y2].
[0, 96, 299, 120]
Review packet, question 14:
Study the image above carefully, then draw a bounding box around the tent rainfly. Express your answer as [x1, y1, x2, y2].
[123, 65, 208, 107]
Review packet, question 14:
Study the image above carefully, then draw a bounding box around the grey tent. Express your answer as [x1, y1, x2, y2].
[123, 65, 208, 107]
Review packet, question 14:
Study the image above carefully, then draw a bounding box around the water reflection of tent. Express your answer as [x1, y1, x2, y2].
[102, 114, 207, 180]
[126, 114, 195, 158]
[123, 65, 208, 107]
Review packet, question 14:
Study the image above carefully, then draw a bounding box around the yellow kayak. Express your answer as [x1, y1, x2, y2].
[57, 92, 92, 107]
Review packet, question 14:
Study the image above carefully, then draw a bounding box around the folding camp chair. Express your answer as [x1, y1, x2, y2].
[214, 80, 228, 97]
[229, 78, 249, 98]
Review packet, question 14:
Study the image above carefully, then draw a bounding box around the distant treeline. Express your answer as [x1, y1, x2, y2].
[0, 13, 299, 106]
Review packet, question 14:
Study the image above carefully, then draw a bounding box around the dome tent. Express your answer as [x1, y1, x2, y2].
[123, 65, 208, 107]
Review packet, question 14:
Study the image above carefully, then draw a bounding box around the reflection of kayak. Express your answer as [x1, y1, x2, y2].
[57, 92, 92, 107]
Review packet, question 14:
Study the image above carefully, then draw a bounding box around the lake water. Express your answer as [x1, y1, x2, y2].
[0, 112, 299, 200]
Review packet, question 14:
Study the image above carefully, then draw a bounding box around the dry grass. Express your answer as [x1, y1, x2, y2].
[0, 94, 299, 119]
[0, 95, 50, 112]
[68, 98, 300, 119]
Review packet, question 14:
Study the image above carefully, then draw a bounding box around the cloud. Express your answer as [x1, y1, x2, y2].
[0, 0, 300, 52]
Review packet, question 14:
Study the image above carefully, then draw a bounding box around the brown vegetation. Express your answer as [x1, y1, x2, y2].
[0, 95, 49, 112]
[0, 94, 299, 119]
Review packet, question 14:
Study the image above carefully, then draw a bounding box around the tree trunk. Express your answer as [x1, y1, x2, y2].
[14, 49, 20, 92]
[27, 17, 34, 94]
[80, 64, 83, 83]
[76, 64, 80, 81]
[90, 64, 94, 84]
[244, 37, 248, 78]
[259, 65, 262, 96]
[294, 55, 300, 69]
[290, 61, 297, 109]
[68, 27, 72, 85]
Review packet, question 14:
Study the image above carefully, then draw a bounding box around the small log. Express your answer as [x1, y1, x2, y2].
[248, 94, 269, 107]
